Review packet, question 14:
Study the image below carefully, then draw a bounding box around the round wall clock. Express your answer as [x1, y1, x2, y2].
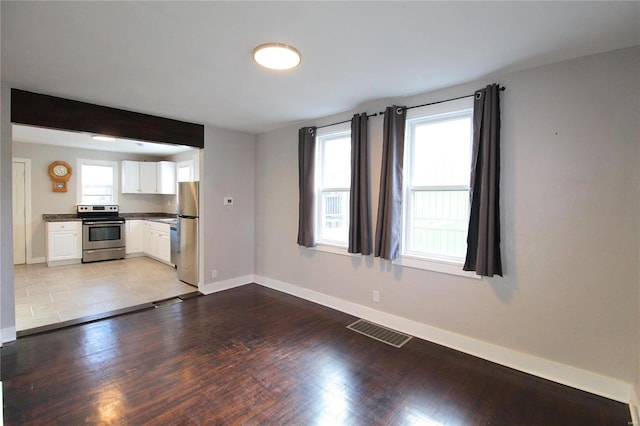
[48, 161, 72, 192]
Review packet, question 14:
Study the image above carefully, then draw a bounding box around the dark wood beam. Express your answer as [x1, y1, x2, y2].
[11, 89, 204, 148]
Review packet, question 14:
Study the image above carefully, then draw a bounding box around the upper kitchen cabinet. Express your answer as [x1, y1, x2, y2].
[157, 161, 176, 195]
[122, 160, 175, 194]
[122, 160, 156, 193]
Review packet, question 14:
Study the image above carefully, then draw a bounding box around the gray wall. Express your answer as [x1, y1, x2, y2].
[255, 47, 640, 384]
[12, 141, 178, 260]
[202, 125, 255, 284]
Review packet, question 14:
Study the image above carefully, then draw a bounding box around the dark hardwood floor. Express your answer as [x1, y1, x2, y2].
[1, 284, 630, 425]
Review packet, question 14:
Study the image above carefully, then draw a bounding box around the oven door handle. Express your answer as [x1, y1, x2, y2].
[83, 221, 125, 226]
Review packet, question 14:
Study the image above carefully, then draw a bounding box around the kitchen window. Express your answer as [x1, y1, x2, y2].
[77, 159, 118, 205]
[395, 98, 478, 277]
[315, 123, 351, 247]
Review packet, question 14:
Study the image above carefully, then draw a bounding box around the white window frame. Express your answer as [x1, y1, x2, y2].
[313, 122, 352, 254]
[393, 97, 480, 279]
[177, 159, 195, 182]
[76, 158, 119, 205]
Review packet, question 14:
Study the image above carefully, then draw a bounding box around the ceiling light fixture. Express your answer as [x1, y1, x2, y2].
[91, 134, 116, 142]
[253, 43, 301, 71]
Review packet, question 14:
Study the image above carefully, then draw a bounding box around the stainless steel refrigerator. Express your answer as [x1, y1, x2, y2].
[177, 181, 199, 286]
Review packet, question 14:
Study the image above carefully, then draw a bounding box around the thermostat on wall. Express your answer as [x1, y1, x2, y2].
[224, 197, 233, 206]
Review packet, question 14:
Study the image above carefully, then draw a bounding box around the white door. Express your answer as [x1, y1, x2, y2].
[12, 161, 26, 264]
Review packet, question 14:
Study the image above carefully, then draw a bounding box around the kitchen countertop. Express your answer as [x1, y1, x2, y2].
[42, 214, 81, 222]
[42, 213, 177, 224]
[121, 213, 177, 226]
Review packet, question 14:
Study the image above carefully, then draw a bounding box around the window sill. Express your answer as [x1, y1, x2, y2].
[308, 245, 481, 279]
[393, 255, 481, 279]
[311, 243, 360, 257]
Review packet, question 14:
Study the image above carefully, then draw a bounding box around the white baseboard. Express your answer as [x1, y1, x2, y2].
[46, 258, 81, 267]
[201, 274, 255, 295]
[254, 275, 632, 404]
[1, 326, 16, 344]
[124, 253, 146, 259]
[27, 256, 45, 264]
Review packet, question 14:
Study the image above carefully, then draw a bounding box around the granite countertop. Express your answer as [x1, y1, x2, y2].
[121, 213, 177, 225]
[42, 212, 177, 223]
[41, 214, 81, 222]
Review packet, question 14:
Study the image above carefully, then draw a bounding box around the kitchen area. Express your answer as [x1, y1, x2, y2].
[13, 124, 202, 333]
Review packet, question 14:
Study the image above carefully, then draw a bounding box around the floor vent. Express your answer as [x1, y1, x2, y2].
[154, 298, 183, 308]
[347, 319, 412, 348]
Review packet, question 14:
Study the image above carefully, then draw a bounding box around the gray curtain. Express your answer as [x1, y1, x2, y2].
[297, 126, 316, 247]
[374, 106, 406, 260]
[348, 113, 371, 255]
[463, 84, 503, 277]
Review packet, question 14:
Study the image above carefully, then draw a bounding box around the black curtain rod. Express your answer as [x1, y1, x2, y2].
[316, 112, 379, 130]
[381, 86, 506, 115]
[315, 86, 505, 129]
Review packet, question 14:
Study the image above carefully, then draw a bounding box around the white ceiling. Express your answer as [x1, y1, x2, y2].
[2, 1, 639, 136]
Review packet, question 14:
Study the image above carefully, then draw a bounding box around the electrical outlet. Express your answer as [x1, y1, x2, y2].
[373, 290, 380, 303]
[212, 269, 218, 279]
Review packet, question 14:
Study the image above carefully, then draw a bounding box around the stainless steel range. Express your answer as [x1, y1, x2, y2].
[77, 205, 126, 263]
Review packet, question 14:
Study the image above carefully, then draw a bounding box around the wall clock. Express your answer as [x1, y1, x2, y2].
[48, 161, 72, 192]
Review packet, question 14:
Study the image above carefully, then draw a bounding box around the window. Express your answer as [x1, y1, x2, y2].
[177, 160, 194, 182]
[315, 123, 351, 246]
[77, 159, 118, 205]
[401, 98, 473, 266]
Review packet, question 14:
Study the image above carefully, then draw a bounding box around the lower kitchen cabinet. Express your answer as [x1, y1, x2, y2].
[125, 220, 143, 254]
[46, 221, 82, 266]
[141, 221, 172, 265]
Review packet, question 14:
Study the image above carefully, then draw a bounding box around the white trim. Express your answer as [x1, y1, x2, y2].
[393, 255, 481, 279]
[196, 148, 204, 292]
[310, 243, 359, 257]
[1, 326, 16, 343]
[200, 274, 254, 295]
[76, 158, 119, 205]
[401, 99, 474, 272]
[253, 275, 632, 403]
[28, 256, 45, 265]
[176, 160, 195, 182]
[0, 381, 3, 426]
[45, 258, 82, 267]
[315, 123, 351, 247]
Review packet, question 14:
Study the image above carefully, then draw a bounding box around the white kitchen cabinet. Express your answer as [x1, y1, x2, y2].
[121, 160, 140, 193]
[46, 221, 82, 266]
[142, 221, 172, 265]
[158, 231, 171, 262]
[156, 161, 176, 194]
[125, 220, 143, 254]
[122, 160, 175, 194]
[139, 162, 157, 193]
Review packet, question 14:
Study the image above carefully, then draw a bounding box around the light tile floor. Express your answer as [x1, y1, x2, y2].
[14, 257, 197, 331]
